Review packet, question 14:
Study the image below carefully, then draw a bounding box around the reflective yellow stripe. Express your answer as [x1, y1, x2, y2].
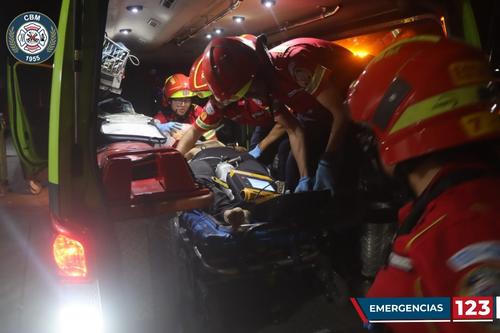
[305, 65, 327, 95]
[389, 85, 482, 134]
[202, 129, 217, 140]
[462, 0, 481, 48]
[170, 90, 194, 98]
[164, 75, 173, 85]
[233, 79, 252, 100]
[371, 35, 441, 65]
[192, 58, 207, 90]
[404, 215, 447, 253]
[196, 90, 212, 98]
[218, 79, 252, 105]
[195, 117, 219, 131]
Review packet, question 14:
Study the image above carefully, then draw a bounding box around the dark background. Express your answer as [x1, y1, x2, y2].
[0, 1, 62, 123]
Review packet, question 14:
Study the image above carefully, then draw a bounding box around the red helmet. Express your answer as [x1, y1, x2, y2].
[163, 73, 194, 106]
[347, 35, 500, 166]
[201, 35, 258, 105]
[189, 54, 212, 98]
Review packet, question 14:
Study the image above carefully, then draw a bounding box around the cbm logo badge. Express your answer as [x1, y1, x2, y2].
[6, 12, 58, 64]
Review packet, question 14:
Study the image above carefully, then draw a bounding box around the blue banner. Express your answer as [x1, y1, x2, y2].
[354, 297, 451, 322]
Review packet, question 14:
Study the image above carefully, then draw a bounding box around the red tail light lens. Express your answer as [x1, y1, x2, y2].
[53, 234, 88, 278]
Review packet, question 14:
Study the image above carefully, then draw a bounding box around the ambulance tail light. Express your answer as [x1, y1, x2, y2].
[51, 216, 93, 283]
[53, 234, 88, 278]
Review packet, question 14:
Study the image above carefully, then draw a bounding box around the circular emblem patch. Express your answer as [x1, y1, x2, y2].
[6, 12, 58, 64]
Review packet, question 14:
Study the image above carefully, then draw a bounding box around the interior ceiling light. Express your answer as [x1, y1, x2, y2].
[261, 0, 276, 8]
[205, 33, 213, 39]
[214, 28, 223, 34]
[126, 5, 143, 13]
[232, 15, 245, 23]
[353, 50, 369, 58]
[119, 28, 132, 34]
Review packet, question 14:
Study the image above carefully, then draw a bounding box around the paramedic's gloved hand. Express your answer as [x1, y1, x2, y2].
[158, 122, 183, 133]
[294, 176, 312, 193]
[313, 159, 335, 194]
[248, 145, 262, 159]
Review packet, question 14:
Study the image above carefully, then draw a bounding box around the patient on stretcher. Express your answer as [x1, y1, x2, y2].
[185, 144, 309, 230]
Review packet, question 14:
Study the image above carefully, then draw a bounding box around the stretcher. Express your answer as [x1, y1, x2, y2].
[173, 146, 331, 276]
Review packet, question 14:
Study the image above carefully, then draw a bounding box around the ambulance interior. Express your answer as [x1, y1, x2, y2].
[93, 3, 451, 220]
[97, 0, 448, 205]
[3, 1, 500, 332]
[88, 2, 498, 331]
[99, 0, 495, 295]
[94, 2, 454, 331]
[106, 0, 448, 130]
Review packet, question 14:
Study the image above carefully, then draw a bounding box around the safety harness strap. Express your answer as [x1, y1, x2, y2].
[397, 168, 491, 236]
[384, 167, 495, 269]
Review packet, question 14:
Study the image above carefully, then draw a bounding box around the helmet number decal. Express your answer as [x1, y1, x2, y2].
[461, 112, 500, 138]
[449, 61, 491, 87]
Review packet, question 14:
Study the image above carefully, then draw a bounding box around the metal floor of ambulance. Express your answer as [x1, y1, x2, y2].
[0, 139, 365, 333]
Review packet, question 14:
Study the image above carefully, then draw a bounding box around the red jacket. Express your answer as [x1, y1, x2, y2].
[193, 38, 365, 131]
[154, 104, 202, 125]
[194, 98, 274, 131]
[367, 163, 500, 333]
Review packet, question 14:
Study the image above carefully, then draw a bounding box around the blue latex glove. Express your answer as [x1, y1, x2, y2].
[158, 122, 183, 133]
[313, 160, 335, 194]
[248, 145, 262, 159]
[294, 176, 312, 193]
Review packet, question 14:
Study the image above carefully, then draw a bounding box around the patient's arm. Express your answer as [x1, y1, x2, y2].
[184, 140, 225, 160]
[176, 125, 205, 155]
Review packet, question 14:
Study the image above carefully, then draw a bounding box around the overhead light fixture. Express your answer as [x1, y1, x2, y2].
[126, 5, 143, 13]
[353, 50, 369, 58]
[119, 28, 132, 34]
[147, 18, 160, 28]
[214, 28, 223, 35]
[205, 33, 213, 39]
[232, 16, 245, 23]
[261, 0, 276, 8]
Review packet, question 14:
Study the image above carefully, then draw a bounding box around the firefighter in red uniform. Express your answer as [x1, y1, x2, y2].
[189, 41, 290, 181]
[347, 36, 500, 333]
[177, 35, 365, 192]
[155, 73, 217, 141]
[154, 73, 202, 129]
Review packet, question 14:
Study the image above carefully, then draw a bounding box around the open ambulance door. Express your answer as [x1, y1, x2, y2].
[6, 61, 51, 193]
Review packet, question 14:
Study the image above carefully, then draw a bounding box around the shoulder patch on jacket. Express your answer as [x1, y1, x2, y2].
[205, 100, 215, 115]
[457, 264, 500, 296]
[448, 241, 500, 272]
